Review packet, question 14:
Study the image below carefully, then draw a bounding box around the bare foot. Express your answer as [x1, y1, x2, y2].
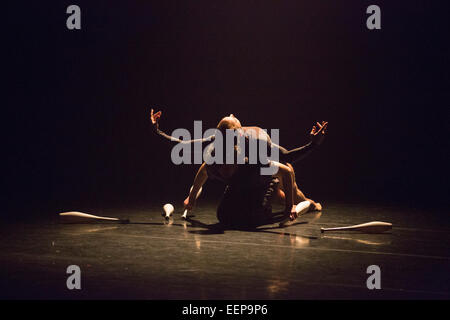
[308, 201, 322, 212]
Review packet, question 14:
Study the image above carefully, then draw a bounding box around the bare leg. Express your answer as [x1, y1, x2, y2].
[276, 163, 322, 211]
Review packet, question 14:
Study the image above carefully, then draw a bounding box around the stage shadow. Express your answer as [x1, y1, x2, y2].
[58, 211, 319, 240]
[185, 213, 317, 240]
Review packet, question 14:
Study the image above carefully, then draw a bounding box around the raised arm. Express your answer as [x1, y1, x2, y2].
[275, 121, 328, 164]
[150, 108, 214, 144]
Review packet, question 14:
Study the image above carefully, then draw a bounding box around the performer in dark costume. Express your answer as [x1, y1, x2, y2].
[150, 109, 327, 228]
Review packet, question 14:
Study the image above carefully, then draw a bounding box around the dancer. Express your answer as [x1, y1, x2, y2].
[150, 109, 327, 228]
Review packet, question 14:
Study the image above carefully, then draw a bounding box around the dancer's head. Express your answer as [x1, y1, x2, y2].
[217, 114, 242, 133]
[204, 114, 243, 181]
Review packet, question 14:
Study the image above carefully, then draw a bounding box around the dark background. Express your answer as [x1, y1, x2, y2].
[4, 1, 449, 218]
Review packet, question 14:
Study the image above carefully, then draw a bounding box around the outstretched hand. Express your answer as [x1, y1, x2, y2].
[150, 108, 162, 130]
[310, 121, 328, 145]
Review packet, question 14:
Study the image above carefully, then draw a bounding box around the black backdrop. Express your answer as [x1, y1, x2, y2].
[4, 1, 449, 218]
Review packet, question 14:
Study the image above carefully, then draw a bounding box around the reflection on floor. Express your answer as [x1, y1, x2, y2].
[0, 202, 449, 299]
